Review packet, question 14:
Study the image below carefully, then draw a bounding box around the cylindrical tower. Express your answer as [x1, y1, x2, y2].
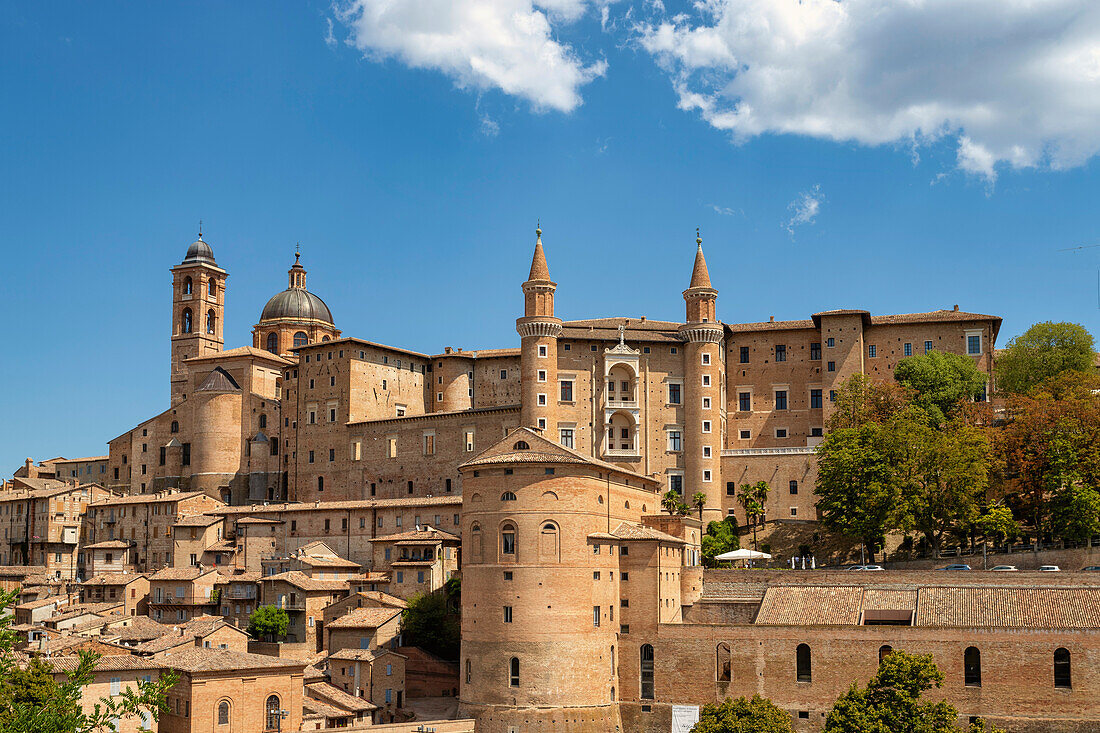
[517, 226, 561, 433]
[679, 231, 723, 523]
[190, 367, 243, 498]
[434, 352, 475, 413]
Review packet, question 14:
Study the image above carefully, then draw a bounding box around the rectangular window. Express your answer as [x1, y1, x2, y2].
[775, 344, 786, 362]
[810, 342, 821, 360]
[829, 390, 837, 402]
[701, 353, 711, 365]
[538, 344, 547, 357]
[967, 334, 981, 355]
[739, 346, 749, 363]
[537, 369, 547, 382]
[925, 340, 934, 353]
[776, 428, 787, 438]
[868, 345, 877, 358]
[593, 606, 601, 627]
[702, 396, 711, 409]
[775, 390, 788, 410]
[810, 389, 822, 409]
[703, 469, 712, 482]
[560, 381, 573, 401]
[811, 427, 823, 437]
[560, 428, 574, 448]
[702, 420, 712, 433]
[668, 383, 681, 404]
[329, 448, 335, 462]
[423, 434, 435, 456]
[537, 393, 547, 406]
[726, 481, 736, 496]
[904, 343, 912, 357]
[669, 474, 683, 494]
[739, 429, 750, 439]
[790, 507, 798, 517]
[827, 361, 836, 372]
[110, 677, 120, 696]
[738, 391, 751, 412]
[387, 438, 397, 458]
[500, 369, 507, 380]
[702, 445, 712, 458]
[464, 431, 475, 452]
[309, 450, 315, 464]
[827, 337, 835, 347]
[702, 375, 710, 387]
[668, 431, 682, 452]
[789, 480, 798, 495]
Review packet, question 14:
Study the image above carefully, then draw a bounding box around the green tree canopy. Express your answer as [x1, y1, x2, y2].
[815, 424, 900, 553]
[691, 694, 794, 733]
[1049, 484, 1100, 544]
[401, 589, 460, 660]
[246, 605, 289, 642]
[824, 651, 1004, 733]
[894, 351, 987, 425]
[977, 505, 1021, 547]
[701, 520, 740, 568]
[994, 321, 1096, 395]
[826, 373, 911, 431]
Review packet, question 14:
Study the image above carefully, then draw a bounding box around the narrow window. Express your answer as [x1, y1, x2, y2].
[206, 309, 216, 334]
[738, 392, 751, 411]
[218, 701, 230, 725]
[967, 334, 981, 355]
[810, 389, 822, 409]
[903, 342, 912, 357]
[775, 390, 788, 410]
[509, 657, 520, 687]
[739, 346, 749, 363]
[810, 342, 821, 360]
[181, 308, 193, 334]
[183, 276, 193, 295]
[266, 332, 278, 353]
[640, 645, 655, 699]
[879, 645, 893, 663]
[796, 644, 811, 682]
[501, 526, 516, 555]
[716, 642, 731, 681]
[789, 480, 798, 495]
[964, 647, 981, 687]
[775, 344, 786, 362]
[1054, 648, 1071, 688]
[868, 344, 877, 358]
[265, 695, 281, 731]
[668, 383, 681, 404]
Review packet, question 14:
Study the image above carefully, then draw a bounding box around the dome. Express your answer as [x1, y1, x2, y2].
[182, 236, 216, 265]
[259, 287, 334, 325]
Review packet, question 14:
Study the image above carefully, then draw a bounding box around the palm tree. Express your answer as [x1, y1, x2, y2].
[736, 481, 770, 551]
[692, 492, 707, 521]
[662, 490, 682, 515]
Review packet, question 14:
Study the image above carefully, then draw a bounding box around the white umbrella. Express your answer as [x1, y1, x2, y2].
[715, 548, 772, 561]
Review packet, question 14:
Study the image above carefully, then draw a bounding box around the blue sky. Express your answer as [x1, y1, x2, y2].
[2, 0, 1099, 470]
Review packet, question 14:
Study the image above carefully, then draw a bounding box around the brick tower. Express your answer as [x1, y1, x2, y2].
[170, 230, 227, 405]
[678, 230, 723, 521]
[517, 226, 561, 433]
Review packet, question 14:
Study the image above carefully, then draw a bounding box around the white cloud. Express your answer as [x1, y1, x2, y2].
[786, 185, 822, 237]
[335, 0, 608, 113]
[480, 111, 501, 137]
[638, 0, 1100, 180]
[710, 204, 741, 217]
[324, 17, 337, 48]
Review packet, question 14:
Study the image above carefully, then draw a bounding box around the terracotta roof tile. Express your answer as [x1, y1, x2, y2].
[157, 647, 307, 673]
[89, 491, 213, 508]
[306, 682, 378, 713]
[367, 526, 460, 544]
[326, 607, 402, 629]
[915, 586, 1100, 628]
[610, 522, 685, 544]
[755, 586, 864, 625]
[262, 571, 349, 592]
[214, 495, 463, 515]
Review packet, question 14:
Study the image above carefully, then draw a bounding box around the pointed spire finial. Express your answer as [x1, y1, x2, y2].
[295, 241, 301, 264]
[536, 219, 542, 241]
[198, 220, 203, 240]
[696, 227, 701, 247]
[688, 228, 713, 289]
[527, 223, 551, 281]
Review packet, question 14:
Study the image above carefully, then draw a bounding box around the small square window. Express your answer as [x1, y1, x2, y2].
[827, 337, 835, 347]
[701, 353, 711, 365]
[739, 429, 750, 439]
[591, 344, 598, 352]
[827, 361, 836, 372]
[776, 428, 787, 438]
[790, 507, 798, 517]
[538, 345, 547, 357]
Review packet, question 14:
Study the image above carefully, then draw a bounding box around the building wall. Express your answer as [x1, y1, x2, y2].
[164, 668, 304, 733]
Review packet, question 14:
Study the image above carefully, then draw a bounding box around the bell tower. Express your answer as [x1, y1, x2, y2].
[517, 225, 562, 433]
[170, 229, 227, 405]
[679, 230, 723, 521]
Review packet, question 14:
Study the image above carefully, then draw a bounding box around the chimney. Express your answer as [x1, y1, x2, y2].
[444, 347, 452, 354]
[769, 316, 775, 323]
[953, 304, 959, 311]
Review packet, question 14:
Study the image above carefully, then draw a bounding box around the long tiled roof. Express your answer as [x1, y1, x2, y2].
[306, 682, 378, 713]
[326, 607, 402, 629]
[368, 526, 461, 543]
[80, 573, 148, 586]
[149, 566, 218, 582]
[42, 654, 164, 672]
[327, 647, 406, 662]
[85, 540, 132, 549]
[560, 317, 683, 343]
[611, 522, 685, 544]
[262, 571, 349, 592]
[132, 616, 240, 654]
[157, 647, 307, 673]
[172, 515, 223, 527]
[89, 491, 211, 508]
[755, 586, 866, 625]
[347, 404, 519, 428]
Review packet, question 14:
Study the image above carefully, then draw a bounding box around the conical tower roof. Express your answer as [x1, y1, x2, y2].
[527, 226, 551, 281]
[688, 230, 712, 289]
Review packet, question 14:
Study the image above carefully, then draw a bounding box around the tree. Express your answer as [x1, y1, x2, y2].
[662, 490, 690, 516]
[894, 351, 987, 425]
[995, 321, 1096, 395]
[1049, 484, 1100, 545]
[701, 520, 740, 568]
[401, 589, 460, 660]
[0, 589, 175, 733]
[977, 504, 1020, 549]
[692, 491, 708, 520]
[827, 373, 911, 431]
[893, 410, 990, 557]
[691, 694, 794, 733]
[815, 425, 900, 556]
[824, 650, 1004, 733]
[246, 605, 289, 642]
[736, 482, 770, 551]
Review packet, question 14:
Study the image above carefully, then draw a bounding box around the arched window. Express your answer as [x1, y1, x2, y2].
[206, 309, 216, 334]
[217, 700, 230, 725]
[879, 645, 893, 663]
[322, 335, 330, 342]
[640, 645, 655, 699]
[170, 421, 179, 434]
[509, 657, 520, 687]
[716, 642, 731, 681]
[538, 522, 560, 564]
[964, 647, 981, 687]
[259, 414, 267, 429]
[1054, 648, 1071, 688]
[208, 279, 217, 298]
[796, 644, 811, 682]
[470, 523, 482, 563]
[293, 332, 308, 348]
[265, 695, 281, 731]
[183, 276, 193, 295]
[501, 492, 517, 502]
[513, 440, 530, 450]
[266, 332, 279, 353]
[501, 524, 516, 557]
[182, 308, 193, 334]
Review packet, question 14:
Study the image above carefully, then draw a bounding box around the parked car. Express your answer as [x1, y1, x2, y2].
[1081, 566, 1100, 572]
[861, 564, 885, 571]
[989, 565, 1018, 571]
[937, 564, 972, 571]
[1038, 565, 1061, 572]
[844, 565, 867, 570]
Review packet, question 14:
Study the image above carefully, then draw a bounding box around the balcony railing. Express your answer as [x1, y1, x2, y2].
[605, 448, 641, 459]
[722, 446, 817, 457]
[606, 399, 638, 409]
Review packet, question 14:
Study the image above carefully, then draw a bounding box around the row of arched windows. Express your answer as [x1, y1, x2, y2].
[707, 643, 1073, 689]
[468, 520, 560, 563]
[181, 276, 217, 298]
[213, 694, 281, 729]
[179, 308, 217, 335]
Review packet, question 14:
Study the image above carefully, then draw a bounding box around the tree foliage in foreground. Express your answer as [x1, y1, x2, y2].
[401, 587, 460, 660]
[824, 650, 1004, 733]
[246, 604, 290, 642]
[994, 321, 1096, 396]
[894, 351, 988, 426]
[691, 694, 794, 733]
[701, 520, 740, 568]
[0, 589, 175, 733]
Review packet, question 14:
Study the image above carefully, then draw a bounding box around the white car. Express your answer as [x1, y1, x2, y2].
[989, 565, 1018, 571]
[1037, 565, 1061, 572]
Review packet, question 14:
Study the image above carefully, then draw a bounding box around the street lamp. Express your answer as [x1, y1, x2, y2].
[275, 709, 289, 732]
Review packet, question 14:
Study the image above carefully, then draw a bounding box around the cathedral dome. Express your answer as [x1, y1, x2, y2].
[182, 235, 216, 265]
[259, 287, 334, 325]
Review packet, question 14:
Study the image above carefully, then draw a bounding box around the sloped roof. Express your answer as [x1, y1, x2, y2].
[158, 647, 307, 673]
[755, 586, 866, 626]
[262, 571, 349, 592]
[172, 515, 223, 528]
[213, 495, 464, 515]
[132, 616, 244, 655]
[43, 654, 164, 673]
[326, 607, 402, 630]
[527, 232, 551, 281]
[560, 317, 684, 344]
[184, 346, 292, 365]
[80, 573, 148, 587]
[368, 526, 460, 544]
[914, 587, 1100, 628]
[109, 616, 170, 642]
[89, 491, 212, 508]
[688, 241, 713, 289]
[306, 682, 378, 713]
[460, 426, 659, 486]
[195, 366, 241, 393]
[149, 566, 219, 582]
[610, 522, 685, 544]
[85, 540, 131, 550]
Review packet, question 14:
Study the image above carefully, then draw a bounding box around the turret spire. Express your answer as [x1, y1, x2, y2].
[528, 224, 551, 281]
[688, 228, 713, 289]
